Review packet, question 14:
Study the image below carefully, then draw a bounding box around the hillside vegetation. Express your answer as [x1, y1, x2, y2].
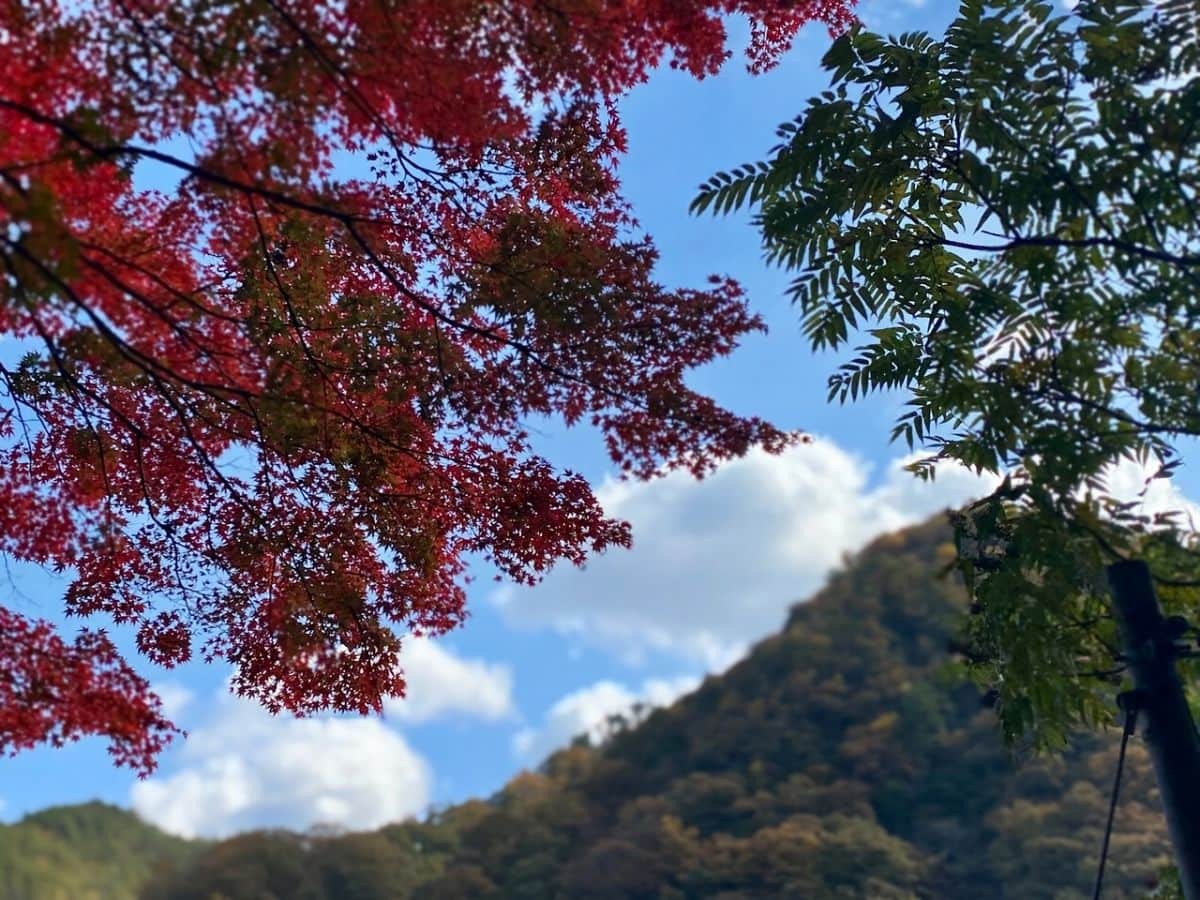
[2, 514, 1176, 898]
[0, 802, 199, 900]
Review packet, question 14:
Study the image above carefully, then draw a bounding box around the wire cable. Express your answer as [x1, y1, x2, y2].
[1093, 691, 1142, 900]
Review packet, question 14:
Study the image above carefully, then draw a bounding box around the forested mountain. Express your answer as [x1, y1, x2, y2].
[3, 514, 1177, 898]
[0, 802, 199, 900]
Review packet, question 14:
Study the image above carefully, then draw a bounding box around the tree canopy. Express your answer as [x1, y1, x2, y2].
[694, 0, 1200, 746]
[0, 0, 858, 773]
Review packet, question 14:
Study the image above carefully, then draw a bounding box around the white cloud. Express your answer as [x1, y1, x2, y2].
[513, 676, 699, 764]
[494, 440, 999, 668]
[151, 682, 194, 723]
[131, 694, 431, 839]
[384, 637, 515, 724]
[132, 637, 515, 839]
[1090, 454, 1200, 530]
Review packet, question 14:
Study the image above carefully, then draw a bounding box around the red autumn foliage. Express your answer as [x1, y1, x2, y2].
[0, 0, 854, 774]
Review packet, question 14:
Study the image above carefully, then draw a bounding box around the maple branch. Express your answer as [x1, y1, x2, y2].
[78, 239, 245, 325]
[0, 0, 838, 768]
[0, 98, 666, 418]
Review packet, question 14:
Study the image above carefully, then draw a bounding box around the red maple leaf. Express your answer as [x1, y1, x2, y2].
[0, 0, 855, 775]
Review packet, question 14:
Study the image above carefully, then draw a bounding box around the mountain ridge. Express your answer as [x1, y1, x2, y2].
[0, 513, 1177, 898]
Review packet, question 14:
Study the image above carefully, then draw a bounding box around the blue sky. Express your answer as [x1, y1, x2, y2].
[5, 0, 1199, 837]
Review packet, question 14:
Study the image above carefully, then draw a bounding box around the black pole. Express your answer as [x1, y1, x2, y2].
[1108, 559, 1200, 899]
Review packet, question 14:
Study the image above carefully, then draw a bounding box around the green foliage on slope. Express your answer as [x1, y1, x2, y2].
[7, 514, 1181, 897]
[0, 801, 200, 900]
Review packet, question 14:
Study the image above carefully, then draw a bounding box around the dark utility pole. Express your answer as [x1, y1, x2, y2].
[1108, 560, 1200, 899]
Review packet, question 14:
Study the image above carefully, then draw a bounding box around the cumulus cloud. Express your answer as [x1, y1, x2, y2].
[513, 676, 699, 764]
[384, 637, 515, 724]
[131, 695, 431, 839]
[151, 682, 194, 723]
[1094, 454, 1200, 530]
[494, 440, 1000, 668]
[131, 639, 519, 838]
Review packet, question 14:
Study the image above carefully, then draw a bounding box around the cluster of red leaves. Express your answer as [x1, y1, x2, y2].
[0, 0, 854, 774]
[0, 607, 177, 771]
